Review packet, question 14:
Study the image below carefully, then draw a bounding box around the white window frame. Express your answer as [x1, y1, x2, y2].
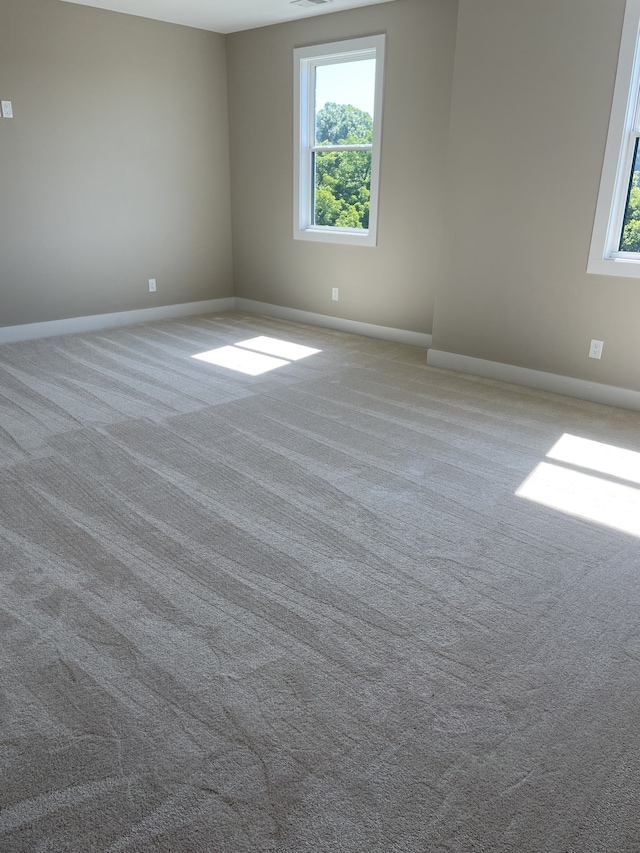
[293, 35, 385, 247]
[588, 0, 640, 277]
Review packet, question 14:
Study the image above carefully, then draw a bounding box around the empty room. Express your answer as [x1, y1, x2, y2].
[2, 0, 640, 850]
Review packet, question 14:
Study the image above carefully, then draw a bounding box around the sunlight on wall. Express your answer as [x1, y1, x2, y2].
[516, 433, 640, 538]
[192, 336, 321, 376]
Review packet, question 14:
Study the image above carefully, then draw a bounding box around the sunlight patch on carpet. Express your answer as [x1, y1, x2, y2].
[192, 336, 321, 376]
[235, 336, 321, 362]
[546, 433, 640, 486]
[517, 433, 640, 537]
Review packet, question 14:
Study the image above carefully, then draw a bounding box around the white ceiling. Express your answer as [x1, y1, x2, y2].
[59, 0, 395, 34]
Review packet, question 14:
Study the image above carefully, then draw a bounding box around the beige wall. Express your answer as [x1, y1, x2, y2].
[433, 0, 640, 390]
[0, 0, 233, 328]
[226, 0, 458, 335]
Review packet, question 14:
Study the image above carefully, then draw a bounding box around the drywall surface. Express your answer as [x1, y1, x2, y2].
[226, 0, 458, 335]
[432, 0, 640, 390]
[0, 0, 233, 327]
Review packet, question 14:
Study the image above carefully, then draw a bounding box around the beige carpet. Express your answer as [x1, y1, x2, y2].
[1, 311, 639, 852]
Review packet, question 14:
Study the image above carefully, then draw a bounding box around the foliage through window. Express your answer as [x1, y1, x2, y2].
[620, 138, 640, 252]
[294, 36, 385, 246]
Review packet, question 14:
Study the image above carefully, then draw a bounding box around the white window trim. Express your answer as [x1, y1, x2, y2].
[293, 35, 385, 247]
[588, 0, 640, 276]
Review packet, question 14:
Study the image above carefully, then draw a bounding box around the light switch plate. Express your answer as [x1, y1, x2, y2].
[1, 101, 13, 119]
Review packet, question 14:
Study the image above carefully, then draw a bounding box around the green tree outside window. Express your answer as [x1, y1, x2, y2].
[314, 102, 373, 230]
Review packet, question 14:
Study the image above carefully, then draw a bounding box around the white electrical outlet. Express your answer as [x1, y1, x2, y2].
[1, 101, 13, 119]
[148, 279, 157, 293]
[332, 287, 339, 301]
[589, 339, 604, 359]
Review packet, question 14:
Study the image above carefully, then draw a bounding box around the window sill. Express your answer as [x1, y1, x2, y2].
[294, 227, 376, 247]
[587, 255, 640, 278]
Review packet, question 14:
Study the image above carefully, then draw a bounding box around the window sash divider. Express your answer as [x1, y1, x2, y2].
[311, 144, 373, 153]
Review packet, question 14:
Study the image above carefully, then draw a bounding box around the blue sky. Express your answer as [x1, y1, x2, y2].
[315, 59, 376, 118]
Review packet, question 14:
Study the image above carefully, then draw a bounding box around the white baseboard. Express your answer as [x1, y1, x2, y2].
[5, 299, 638, 410]
[0, 295, 429, 351]
[235, 299, 432, 349]
[427, 348, 640, 412]
[0, 298, 235, 345]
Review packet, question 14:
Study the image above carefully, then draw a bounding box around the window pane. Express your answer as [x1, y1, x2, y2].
[313, 149, 372, 229]
[619, 137, 640, 251]
[315, 59, 375, 146]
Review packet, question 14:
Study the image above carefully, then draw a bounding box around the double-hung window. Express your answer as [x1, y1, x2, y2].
[589, 0, 640, 276]
[294, 35, 385, 247]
